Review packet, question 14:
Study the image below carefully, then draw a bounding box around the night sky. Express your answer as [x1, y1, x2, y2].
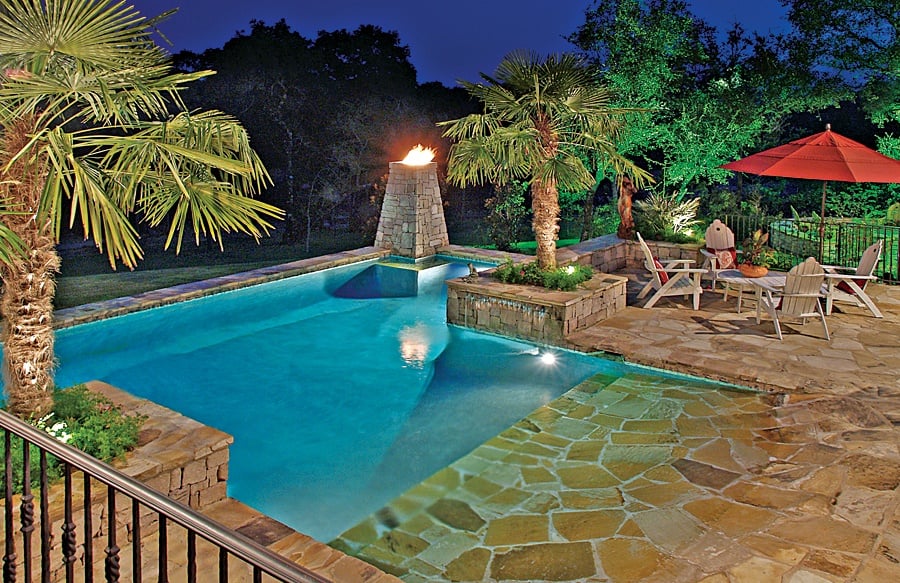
[129, 0, 790, 86]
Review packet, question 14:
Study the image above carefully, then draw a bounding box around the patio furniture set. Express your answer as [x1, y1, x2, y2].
[637, 221, 885, 341]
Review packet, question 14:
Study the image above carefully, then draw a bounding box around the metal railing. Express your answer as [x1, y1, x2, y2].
[1, 410, 330, 583]
[723, 215, 900, 283]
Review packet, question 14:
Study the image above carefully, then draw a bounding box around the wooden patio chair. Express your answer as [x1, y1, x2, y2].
[636, 232, 705, 309]
[699, 219, 740, 289]
[822, 240, 884, 318]
[755, 257, 829, 341]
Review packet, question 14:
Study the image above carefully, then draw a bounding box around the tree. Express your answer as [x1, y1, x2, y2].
[440, 52, 651, 270]
[571, 0, 841, 197]
[175, 22, 446, 245]
[783, 0, 900, 152]
[0, 0, 281, 417]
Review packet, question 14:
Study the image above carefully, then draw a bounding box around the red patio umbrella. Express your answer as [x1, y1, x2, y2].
[721, 124, 900, 259]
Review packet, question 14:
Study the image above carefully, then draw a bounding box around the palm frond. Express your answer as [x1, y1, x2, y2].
[533, 154, 595, 192]
[42, 129, 144, 268]
[0, 1, 210, 129]
[0, 0, 165, 74]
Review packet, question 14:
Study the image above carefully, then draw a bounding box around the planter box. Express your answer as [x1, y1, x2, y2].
[446, 272, 628, 344]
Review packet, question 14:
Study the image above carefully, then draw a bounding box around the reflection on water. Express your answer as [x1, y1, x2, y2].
[398, 322, 431, 369]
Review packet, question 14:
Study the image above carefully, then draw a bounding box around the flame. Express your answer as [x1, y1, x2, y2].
[401, 144, 435, 165]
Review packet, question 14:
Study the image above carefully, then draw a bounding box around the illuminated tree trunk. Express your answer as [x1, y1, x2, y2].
[532, 179, 560, 270]
[616, 176, 637, 240]
[1, 118, 59, 418]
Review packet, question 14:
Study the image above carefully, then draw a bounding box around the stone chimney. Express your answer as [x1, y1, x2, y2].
[374, 160, 449, 258]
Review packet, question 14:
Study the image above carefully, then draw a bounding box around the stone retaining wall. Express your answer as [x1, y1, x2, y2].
[446, 272, 628, 344]
[559, 238, 702, 273]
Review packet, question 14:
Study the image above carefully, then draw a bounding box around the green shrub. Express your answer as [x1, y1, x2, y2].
[493, 259, 593, 291]
[485, 182, 529, 251]
[542, 264, 593, 291]
[591, 200, 620, 236]
[494, 258, 545, 286]
[634, 190, 701, 240]
[1, 385, 145, 493]
[887, 202, 900, 226]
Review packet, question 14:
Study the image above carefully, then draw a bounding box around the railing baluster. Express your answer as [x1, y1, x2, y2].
[3, 431, 17, 583]
[20, 438, 32, 583]
[62, 465, 77, 582]
[83, 476, 93, 583]
[157, 515, 167, 583]
[39, 452, 49, 583]
[0, 412, 329, 583]
[218, 548, 227, 583]
[104, 488, 119, 582]
[186, 531, 196, 583]
[253, 566, 262, 583]
[131, 500, 141, 581]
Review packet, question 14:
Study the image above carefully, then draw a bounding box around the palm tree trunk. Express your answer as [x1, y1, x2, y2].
[1, 118, 59, 418]
[532, 179, 559, 270]
[616, 176, 637, 240]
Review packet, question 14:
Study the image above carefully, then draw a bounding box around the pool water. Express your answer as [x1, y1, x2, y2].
[51, 258, 627, 541]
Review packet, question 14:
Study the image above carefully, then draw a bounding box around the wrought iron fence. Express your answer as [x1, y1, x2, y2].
[723, 215, 899, 283]
[1, 410, 329, 583]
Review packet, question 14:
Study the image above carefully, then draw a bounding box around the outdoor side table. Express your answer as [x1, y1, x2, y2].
[717, 270, 787, 313]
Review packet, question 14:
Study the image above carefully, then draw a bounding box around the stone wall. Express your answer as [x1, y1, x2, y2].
[446, 272, 628, 344]
[88, 381, 232, 511]
[552, 236, 702, 275]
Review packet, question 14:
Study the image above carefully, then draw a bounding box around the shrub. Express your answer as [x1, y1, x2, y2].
[493, 259, 593, 291]
[485, 182, 529, 251]
[887, 202, 900, 226]
[634, 190, 701, 241]
[1, 385, 145, 493]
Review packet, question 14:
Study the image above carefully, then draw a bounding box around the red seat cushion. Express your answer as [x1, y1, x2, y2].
[653, 258, 669, 284]
[836, 278, 867, 295]
[707, 247, 737, 269]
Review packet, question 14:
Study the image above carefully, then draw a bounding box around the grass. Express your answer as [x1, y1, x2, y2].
[469, 238, 581, 255]
[55, 264, 281, 309]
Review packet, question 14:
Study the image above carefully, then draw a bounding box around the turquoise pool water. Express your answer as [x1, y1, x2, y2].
[51, 258, 628, 541]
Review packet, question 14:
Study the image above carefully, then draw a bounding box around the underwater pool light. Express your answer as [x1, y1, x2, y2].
[540, 352, 557, 365]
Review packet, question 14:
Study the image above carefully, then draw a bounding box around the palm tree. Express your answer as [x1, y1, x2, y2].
[440, 51, 652, 270]
[0, 0, 282, 418]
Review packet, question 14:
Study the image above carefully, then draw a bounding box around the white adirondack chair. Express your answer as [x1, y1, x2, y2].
[699, 219, 740, 289]
[755, 257, 829, 341]
[822, 240, 884, 318]
[636, 232, 705, 309]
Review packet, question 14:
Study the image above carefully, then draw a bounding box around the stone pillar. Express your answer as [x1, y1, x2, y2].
[374, 161, 449, 258]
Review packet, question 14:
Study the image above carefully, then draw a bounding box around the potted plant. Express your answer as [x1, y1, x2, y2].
[739, 229, 775, 277]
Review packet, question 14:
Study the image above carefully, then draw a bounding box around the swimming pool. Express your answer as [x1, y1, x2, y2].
[50, 257, 627, 540]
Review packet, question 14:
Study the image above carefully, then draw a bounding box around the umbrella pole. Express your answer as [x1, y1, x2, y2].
[818, 181, 827, 262]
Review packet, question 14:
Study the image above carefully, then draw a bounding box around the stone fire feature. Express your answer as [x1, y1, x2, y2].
[374, 161, 449, 258]
[446, 272, 628, 344]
